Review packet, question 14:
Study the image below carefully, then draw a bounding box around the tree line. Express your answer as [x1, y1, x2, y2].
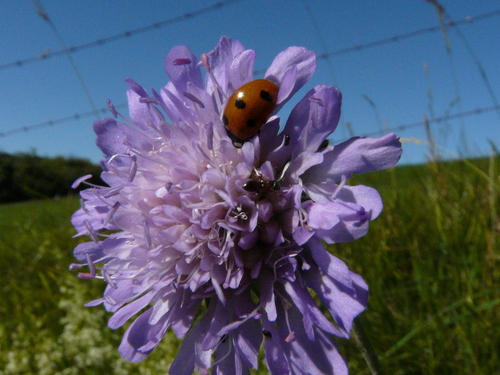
[0, 151, 103, 203]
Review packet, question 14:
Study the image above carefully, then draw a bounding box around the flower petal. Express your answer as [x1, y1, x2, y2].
[118, 308, 168, 362]
[277, 303, 348, 375]
[305, 237, 353, 290]
[164, 45, 203, 93]
[337, 184, 383, 220]
[262, 314, 291, 375]
[305, 133, 403, 184]
[206, 36, 247, 94]
[108, 291, 155, 329]
[265, 46, 316, 110]
[286, 85, 342, 156]
[303, 266, 368, 336]
[228, 49, 255, 92]
[169, 307, 214, 374]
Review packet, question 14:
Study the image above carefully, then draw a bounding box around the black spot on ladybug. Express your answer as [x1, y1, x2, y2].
[246, 119, 257, 128]
[263, 330, 272, 338]
[235, 99, 246, 109]
[260, 90, 273, 102]
[222, 115, 229, 127]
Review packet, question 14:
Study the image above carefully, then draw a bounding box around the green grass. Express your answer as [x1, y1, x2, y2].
[0, 156, 499, 374]
[335, 156, 500, 374]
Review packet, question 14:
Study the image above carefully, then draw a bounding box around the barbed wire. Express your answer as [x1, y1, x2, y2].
[2, 6, 499, 73]
[2, 102, 498, 140]
[0, 104, 127, 138]
[354, 104, 500, 140]
[0, 0, 243, 71]
[1, 6, 499, 139]
[318, 8, 500, 59]
[33, 0, 101, 120]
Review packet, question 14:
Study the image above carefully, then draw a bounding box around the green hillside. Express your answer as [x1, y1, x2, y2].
[0, 152, 102, 204]
[0, 156, 498, 374]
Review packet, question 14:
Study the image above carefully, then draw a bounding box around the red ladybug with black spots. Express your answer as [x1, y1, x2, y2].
[222, 79, 279, 147]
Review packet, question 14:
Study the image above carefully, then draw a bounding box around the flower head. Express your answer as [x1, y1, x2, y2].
[71, 37, 402, 374]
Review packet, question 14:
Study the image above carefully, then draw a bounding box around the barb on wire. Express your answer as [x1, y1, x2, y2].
[321, 8, 500, 59]
[353, 105, 500, 140]
[0, 104, 127, 138]
[33, 0, 101, 120]
[2, 104, 499, 140]
[252, 8, 500, 76]
[0, 0, 243, 71]
[426, 0, 500, 122]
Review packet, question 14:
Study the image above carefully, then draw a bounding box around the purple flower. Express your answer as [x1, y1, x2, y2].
[71, 37, 402, 374]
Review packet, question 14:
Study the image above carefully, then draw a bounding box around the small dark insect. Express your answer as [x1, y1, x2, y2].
[242, 178, 280, 193]
[242, 161, 290, 195]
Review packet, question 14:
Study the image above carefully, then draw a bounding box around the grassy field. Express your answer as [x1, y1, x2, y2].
[0, 156, 498, 374]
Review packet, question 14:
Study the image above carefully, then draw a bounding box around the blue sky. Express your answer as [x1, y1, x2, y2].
[1, 0, 499, 165]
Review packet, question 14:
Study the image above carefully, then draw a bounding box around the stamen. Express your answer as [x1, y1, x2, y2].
[200, 53, 210, 72]
[211, 333, 233, 368]
[205, 122, 214, 151]
[128, 155, 137, 182]
[223, 257, 234, 288]
[149, 103, 168, 124]
[105, 201, 121, 225]
[84, 220, 99, 242]
[297, 207, 308, 227]
[331, 174, 347, 200]
[234, 206, 248, 221]
[173, 58, 191, 65]
[278, 293, 295, 342]
[80, 198, 90, 215]
[102, 268, 117, 289]
[107, 99, 119, 118]
[103, 187, 123, 198]
[72, 174, 93, 189]
[129, 147, 194, 175]
[201, 56, 225, 113]
[143, 219, 152, 248]
[78, 272, 97, 279]
[309, 96, 324, 106]
[106, 99, 133, 125]
[183, 92, 205, 108]
[95, 189, 116, 208]
[69, 262, 84, 271]
[218, 305, 262, 337]
[139, 97, 160, 105]
[195, 142, 215, 168]
[276, 160, 291, 181]
[272, 252, 298, 281]
[211, 276, 226, 305]
[86, 252, 96, 278]
[104, 294, 117, 306]
[108, 152, 131, 164]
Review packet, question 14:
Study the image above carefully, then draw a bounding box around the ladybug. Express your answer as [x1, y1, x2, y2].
[222, 79, 279, 148]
